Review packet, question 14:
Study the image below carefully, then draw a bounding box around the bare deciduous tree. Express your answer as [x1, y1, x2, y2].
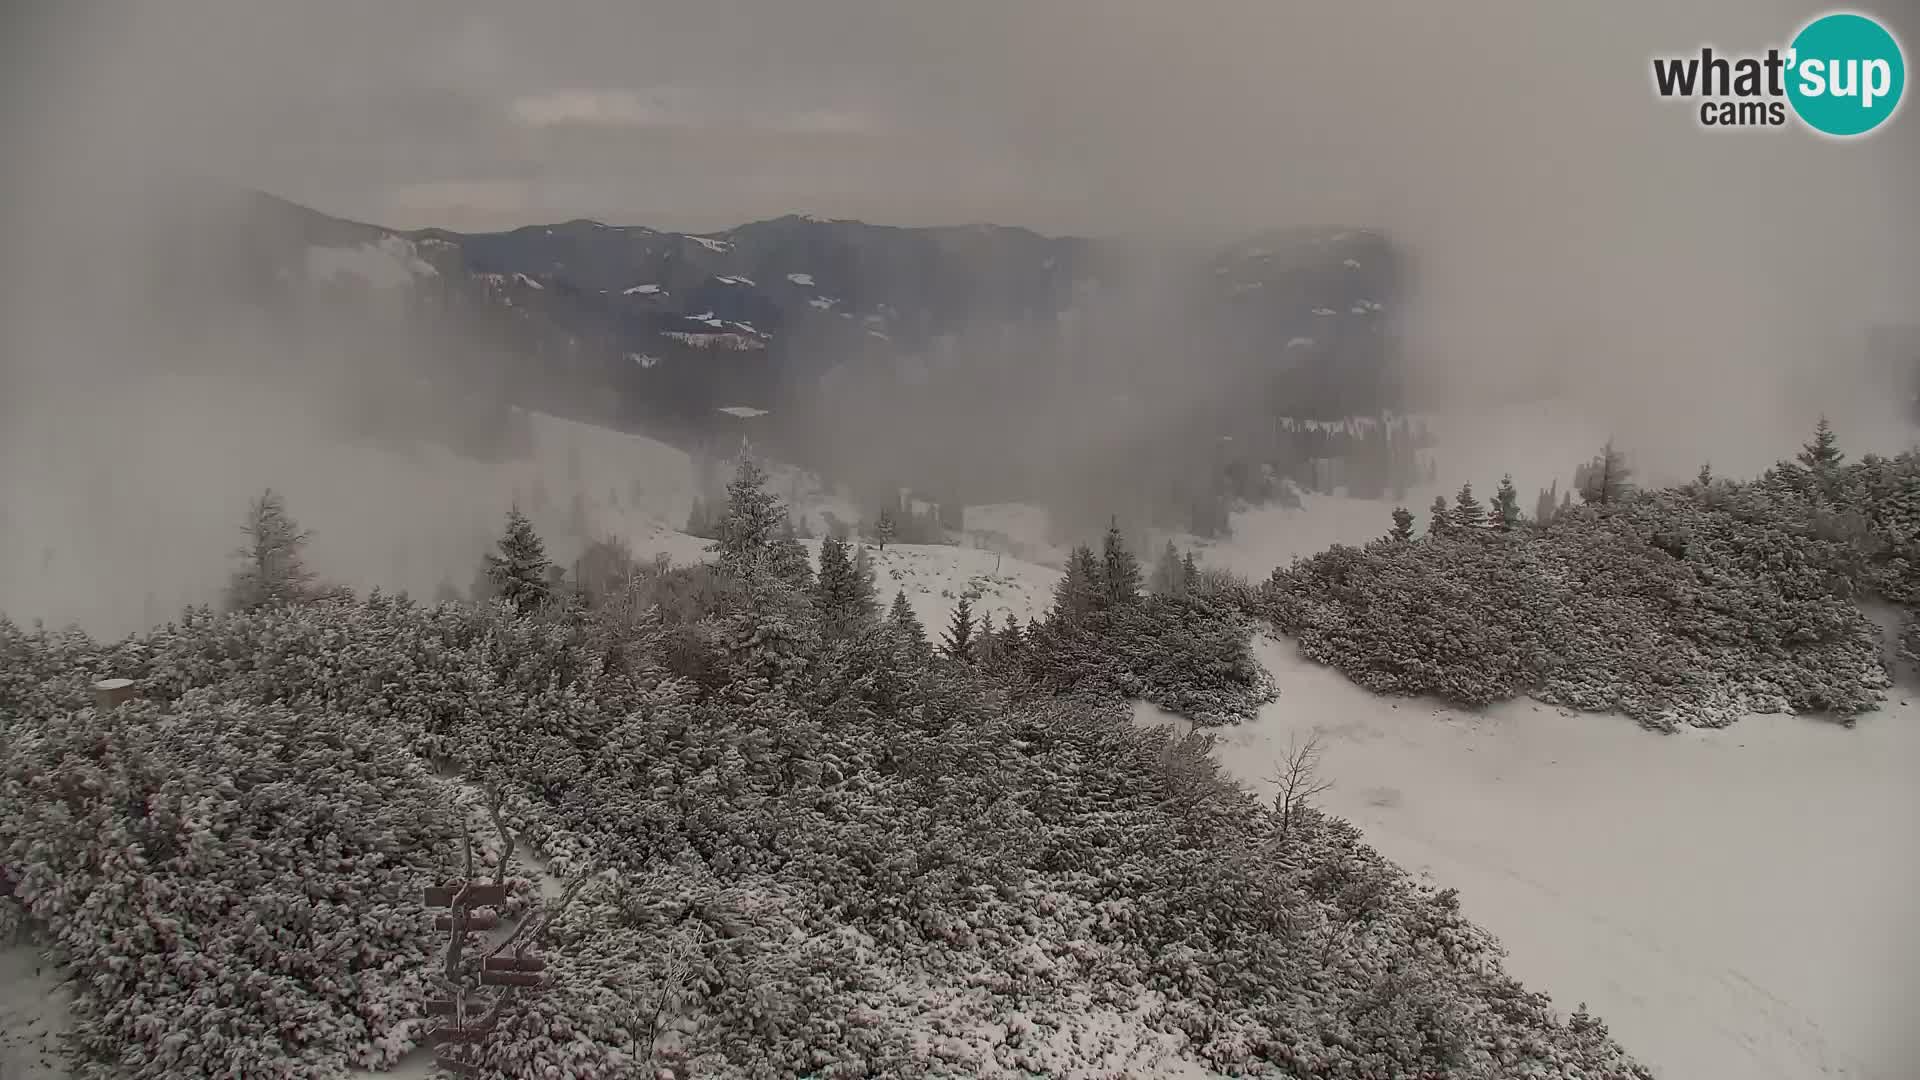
[1269, 732, 1333, 846]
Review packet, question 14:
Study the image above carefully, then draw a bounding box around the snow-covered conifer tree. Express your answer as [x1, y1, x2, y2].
[225, 488, 315, 612]
[484, 507, 553, 614]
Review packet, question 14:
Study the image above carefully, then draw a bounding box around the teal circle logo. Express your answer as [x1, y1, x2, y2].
[1786, 12, 1905, 136]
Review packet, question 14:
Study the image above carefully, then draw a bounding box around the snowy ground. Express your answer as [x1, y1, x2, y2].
[834, 539, 1059, 633]
[1137, 637, 1920, 1080]
[0, 942, 71, 1080]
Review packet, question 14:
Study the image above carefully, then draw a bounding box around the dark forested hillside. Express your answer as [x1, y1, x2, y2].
[134, 189, 1411, 534]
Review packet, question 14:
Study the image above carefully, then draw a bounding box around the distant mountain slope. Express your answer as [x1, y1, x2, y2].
[135, 188, 1410, 534]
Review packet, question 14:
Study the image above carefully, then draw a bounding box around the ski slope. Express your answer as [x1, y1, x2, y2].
[1138, 637, 1920, 1080]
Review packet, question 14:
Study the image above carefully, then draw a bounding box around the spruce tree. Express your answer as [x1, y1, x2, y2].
[1797, 415, 1844, 472]
[1453, 483, 1486, 530]
[1695, 462, 1714, 488]
[1428, 495, 1453, 538]
[1576, 441, 1633, 505]
[1388, 506, 1416, 542]
[1149, 540, 1185, 596]
[942, 596, 975, 662]
[1101, 519, 1142, 605]
[226, 488, 314, 612]
[769, 514, 813, 587]
[709, 455, 807, 585]
[888, 590, 931, 665]
[1000, 611, 1024, 653]
[973, 607, 999, 665]
[813, 535, 856, 635]
[1053, 546, 1104, 619]
[812, 536, 875, 638]
[1181, 551, 1200, 592]
[851, 545, 879, 621]
[1491, 474, 1522, 531]
[874, 507, 896, 550]
[1534, 480, 1559, 527]
[484, 507, 553, 614]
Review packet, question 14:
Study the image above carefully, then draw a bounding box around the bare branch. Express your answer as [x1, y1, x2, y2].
[484, 787, 514, 887]
[645, 934, 692, 1068]
[1269, 732, 1335, 847]
[484, 869, 596, 962]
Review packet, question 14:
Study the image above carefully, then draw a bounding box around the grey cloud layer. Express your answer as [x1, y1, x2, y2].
[5, 0, 1917, 470]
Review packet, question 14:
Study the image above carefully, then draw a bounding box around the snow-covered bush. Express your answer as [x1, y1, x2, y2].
[0, 690, 461, 1078]
[1261, 486, 1888, 728]
[0, 458, 1654, 1077]
[1023, 594, 1273, 724]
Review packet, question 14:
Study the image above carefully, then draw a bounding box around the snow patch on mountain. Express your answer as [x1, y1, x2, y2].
[717, 406, 769, 419]
[715, 275, 756, 287]
[662, 331, 767, 351]
[786, 273, 815, 286]
[621, 283, 662, 296]
[685, 235, 732, 254]
[808, 297, 838, 310]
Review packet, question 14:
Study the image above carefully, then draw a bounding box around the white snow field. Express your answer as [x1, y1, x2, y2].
[1137, 637, 1920, 1080]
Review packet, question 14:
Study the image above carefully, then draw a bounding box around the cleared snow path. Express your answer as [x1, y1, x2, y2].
[1138, 637, 1920, 1080]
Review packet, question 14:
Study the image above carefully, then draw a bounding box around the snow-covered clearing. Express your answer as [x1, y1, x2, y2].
[1136, 638, 1920, 1080]
[0, 943, 71, 1080]
[835, 540, 1058, 631]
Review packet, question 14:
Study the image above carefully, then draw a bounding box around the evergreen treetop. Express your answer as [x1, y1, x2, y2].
[1491, 474, 1522, 531]
[1388, 506, 1416, 542]
[942, 596, 976, 661]
[1576, 441, 1634, 506]
[1101, 520, 1143, 605]
[1053, 546, 1104, 619]
[1798, 416, 1844, 472]
[484, 507, 553, 615]
[226, 488, 315, 612]
[1453, 483, 1487, 530]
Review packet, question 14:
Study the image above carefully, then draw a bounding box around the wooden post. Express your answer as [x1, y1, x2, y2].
[424, 874, 552, 1073]
[91, 678, 137, 709]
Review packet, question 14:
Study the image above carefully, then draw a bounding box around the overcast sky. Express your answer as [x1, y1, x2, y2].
[6, 2, 1911, 235]
[4, 1, 1918, 431]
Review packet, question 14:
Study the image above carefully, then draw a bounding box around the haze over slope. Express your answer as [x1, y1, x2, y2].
[3, 1, 1917, 629]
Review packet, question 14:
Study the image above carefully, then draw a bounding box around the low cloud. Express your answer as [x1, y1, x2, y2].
[510, 88, 699, 130]
[510, 87, 890, 141]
